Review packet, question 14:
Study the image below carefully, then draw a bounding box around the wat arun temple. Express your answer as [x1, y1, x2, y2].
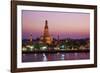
[40, 20, 53, 45]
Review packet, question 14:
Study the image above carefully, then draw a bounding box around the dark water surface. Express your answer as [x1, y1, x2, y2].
[22, 52, 90, 62]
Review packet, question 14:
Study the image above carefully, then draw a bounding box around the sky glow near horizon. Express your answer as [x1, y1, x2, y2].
[22, 10, 90, 39]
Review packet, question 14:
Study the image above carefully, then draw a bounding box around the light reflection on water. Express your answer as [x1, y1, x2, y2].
[22, 52, 90, 62]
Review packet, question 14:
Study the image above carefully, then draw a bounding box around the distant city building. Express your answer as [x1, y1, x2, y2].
[40, 20, 52, 45]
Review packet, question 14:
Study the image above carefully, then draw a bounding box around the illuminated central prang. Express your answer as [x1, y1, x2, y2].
[40, 20, 52, 45]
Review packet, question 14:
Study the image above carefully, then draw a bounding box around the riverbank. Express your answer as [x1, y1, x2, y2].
[22, 49, 89, 54]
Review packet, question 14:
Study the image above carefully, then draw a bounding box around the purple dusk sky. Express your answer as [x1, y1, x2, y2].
[22, 10, 90, 39]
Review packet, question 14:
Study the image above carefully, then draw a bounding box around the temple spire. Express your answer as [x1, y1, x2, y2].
[29, 33, 33, 45]
[40, 20, 52, 45]
[45, 20, 48, 29]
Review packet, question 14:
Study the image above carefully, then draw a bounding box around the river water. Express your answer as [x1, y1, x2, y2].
[22, 52, 90, 62]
